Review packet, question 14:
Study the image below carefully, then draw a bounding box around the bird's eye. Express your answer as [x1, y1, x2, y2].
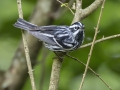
[74, 26, 80, 30]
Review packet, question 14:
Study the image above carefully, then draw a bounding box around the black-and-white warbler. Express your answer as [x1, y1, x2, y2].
[14, 18, 85, 52]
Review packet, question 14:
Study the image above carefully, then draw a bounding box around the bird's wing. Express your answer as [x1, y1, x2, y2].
[53, 30, 76, 49]
[28, 26, 68, 45]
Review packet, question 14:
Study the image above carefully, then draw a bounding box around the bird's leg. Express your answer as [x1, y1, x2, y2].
[53, 52, 65, 62]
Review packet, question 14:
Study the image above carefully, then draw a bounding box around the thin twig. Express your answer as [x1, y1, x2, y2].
[66, 54, 112, 90]
[17, 0, 36, 90]
[79, 0, 106, 90]
[56, 0, 74, 15]
[80, 34, 120, 49]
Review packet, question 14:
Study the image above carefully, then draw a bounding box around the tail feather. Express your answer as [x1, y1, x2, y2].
[14, 18, 37, 30]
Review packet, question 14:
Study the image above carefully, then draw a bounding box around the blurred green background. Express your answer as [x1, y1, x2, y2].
[0, 0, 120, 90]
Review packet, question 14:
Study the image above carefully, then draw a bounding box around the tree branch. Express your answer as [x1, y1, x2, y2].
[81, 0, 104, 20]
[72, 0, 82, 23]
[49, 56, 63, 90]
[79, 0, 106, 90]
[80, 34, 120, 49]
[17, 0, 36, 90]
[66, 54, 112, 90]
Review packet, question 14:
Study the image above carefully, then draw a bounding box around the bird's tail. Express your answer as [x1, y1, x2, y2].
[14, 18, 37, 31]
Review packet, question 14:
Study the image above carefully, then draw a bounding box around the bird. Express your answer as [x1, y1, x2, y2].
[14, 18, 85, 52]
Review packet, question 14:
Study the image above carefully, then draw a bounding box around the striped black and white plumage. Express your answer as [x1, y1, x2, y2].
[14, 18, 85, 52]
